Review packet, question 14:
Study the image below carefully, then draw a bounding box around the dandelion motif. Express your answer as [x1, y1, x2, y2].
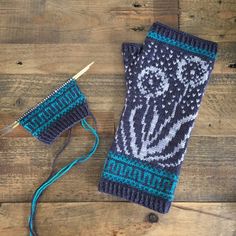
[137, 66, 169, 99]
[176, 55, 210, 88]
[115, 55, 211, 168]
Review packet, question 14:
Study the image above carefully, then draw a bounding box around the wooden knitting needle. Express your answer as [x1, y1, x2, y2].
[0, 62, 95, 136]
[73, 61, 95, 80]
[0, 121, 19, 136]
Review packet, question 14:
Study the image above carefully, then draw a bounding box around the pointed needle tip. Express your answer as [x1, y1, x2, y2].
[89, 61, 95, 67]
[73, 61, 95, 80]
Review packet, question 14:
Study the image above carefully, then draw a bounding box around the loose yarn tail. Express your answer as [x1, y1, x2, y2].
[28, 118, 99, 236]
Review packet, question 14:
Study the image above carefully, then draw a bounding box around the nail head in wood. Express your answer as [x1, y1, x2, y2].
[148, 213, 159, 223]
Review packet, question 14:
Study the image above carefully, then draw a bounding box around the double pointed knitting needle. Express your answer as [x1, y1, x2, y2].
[73, 61, 95, 80]
[0, 62, 95, 136]
[0, 121, 19, 136]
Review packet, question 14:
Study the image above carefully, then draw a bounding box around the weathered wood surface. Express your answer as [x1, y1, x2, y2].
[0, 0, 178, 44]
[0, 74, 235, 136]
[0, 76, 235, 202]
[0, 75, 235, 203]
[0, 0, 235, 235]
[180, 0, 236, 42]
[0, 43, 235, 75]
[0, 135, 235, 202]
[0, 202, 235, 236]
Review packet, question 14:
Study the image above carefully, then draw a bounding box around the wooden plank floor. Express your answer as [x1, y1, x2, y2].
[0, 0, 235, 235]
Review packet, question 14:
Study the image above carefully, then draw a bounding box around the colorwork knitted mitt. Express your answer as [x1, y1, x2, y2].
[99, 22, 217, 213]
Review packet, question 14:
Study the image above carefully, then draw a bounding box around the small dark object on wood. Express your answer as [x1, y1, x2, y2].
[148, 213, 159, 223]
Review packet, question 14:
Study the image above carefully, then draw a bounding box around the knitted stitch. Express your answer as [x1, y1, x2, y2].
[99, 22, 217, 213]
[18, 78, 100, 236]
[19, 78, 90, 144]
[103, 151, 178, 201]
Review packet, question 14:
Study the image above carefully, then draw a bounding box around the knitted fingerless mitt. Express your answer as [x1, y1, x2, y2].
[99, 22, 217, 213]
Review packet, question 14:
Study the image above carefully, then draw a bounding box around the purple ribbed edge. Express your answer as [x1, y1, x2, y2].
[149, 21, 217, 54]
[98, 178, 171, 214]
[38, 102, 90, 144]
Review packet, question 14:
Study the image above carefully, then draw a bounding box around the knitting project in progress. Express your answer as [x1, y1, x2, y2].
[99, 22, 217, 213]
[0, 67, 99, 236]
[19, 78, 90, 144]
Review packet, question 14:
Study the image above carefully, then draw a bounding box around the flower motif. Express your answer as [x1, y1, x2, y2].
[137, 66, 169, 98]
[176, 55, 210, 88]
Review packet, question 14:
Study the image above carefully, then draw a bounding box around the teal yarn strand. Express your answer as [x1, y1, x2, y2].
[28, 118, 99, 236]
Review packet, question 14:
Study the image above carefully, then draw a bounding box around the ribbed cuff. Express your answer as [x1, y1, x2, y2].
[38, 102, 90, 144]
[98, 151, 179, 214]
[146, 21, 217, 60]
[99, 178, 171, 213]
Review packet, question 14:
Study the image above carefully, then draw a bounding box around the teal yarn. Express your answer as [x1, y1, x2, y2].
[18, 78, 89, 144]
[28, 118, 99, 236]
[147, 31, 217, 60]
[107, 151, 178, 180]
[102, 151, 178, 201]
[0, 72, 97, 234]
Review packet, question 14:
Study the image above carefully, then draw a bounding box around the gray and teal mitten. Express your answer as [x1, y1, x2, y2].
[99, 22, 217, 213]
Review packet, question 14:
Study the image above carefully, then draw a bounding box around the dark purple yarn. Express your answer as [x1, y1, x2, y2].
[38, 102, 90, 144]
[99, 21, 217, 213]
[99, 178, 171, 213]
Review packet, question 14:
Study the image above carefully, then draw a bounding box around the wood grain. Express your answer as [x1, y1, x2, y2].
[0, 202, 235, 236]
[0, 0, 235, 235]
[0, 43, 235, 75]
[0, 0, 178, 44]
[180, 0, 236, 42]
[0, 74, 235, 136]
[0, 74, 235, 202]
[0, 135, 235, 202]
